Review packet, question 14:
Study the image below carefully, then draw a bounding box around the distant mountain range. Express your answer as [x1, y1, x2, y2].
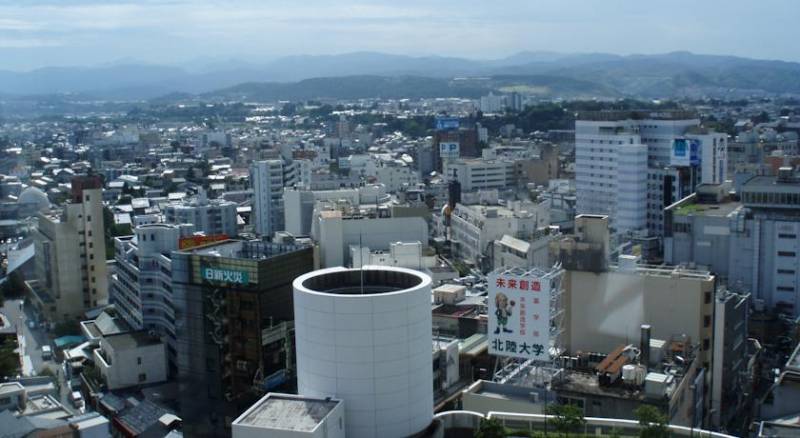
[1, 51, 799, 101]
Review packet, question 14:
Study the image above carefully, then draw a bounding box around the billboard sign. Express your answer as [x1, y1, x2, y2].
[435, 117, 460, 131]
[179, 234, 229, 250]
[202, 266, 250, 285]
[671, 138, 701, 167]
[488, 271, 550, 360]
[439, 142, 460, 159]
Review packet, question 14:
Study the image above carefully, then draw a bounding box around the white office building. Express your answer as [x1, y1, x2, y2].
[575, 111, 727, 235]
[283, 185, 389, 236]
[443, 159, 515, 192]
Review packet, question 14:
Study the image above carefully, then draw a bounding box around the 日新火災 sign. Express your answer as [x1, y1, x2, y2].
[202, 266, 249, 285]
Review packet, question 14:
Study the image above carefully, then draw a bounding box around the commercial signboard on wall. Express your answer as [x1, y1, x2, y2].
[435, 117, 460, 131]
[671, 138, 701, 167]
[487, 271, 551, 360]
[439, 142, 460, 159]
[179, 234, 228, 250]
[201, 266, 250, 285]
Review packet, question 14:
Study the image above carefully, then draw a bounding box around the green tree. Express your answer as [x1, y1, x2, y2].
[546, 404, 586, 437]
[0, 338, 20, 378]
[475, 417, 506, 438]
[634, 405, 669, 438]
[53, 320, 80, 337]
[452, 260, 471, 277]
[0, 271, 27, 301]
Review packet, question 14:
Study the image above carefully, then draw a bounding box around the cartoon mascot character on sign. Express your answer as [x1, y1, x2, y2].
[494, 292, 515, 334]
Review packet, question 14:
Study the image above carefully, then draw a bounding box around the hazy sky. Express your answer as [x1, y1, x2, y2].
[1, 0, 797, 70]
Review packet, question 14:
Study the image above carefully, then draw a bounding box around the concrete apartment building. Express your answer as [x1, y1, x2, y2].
[311, 201, 429, 268]
[492, 229, 557, 271]
[94, 330, 168, 391]
[448, 201, 549, 268]
[28, 175, 108, 322]
[575, 111, 727, 236]
[250, 159, 298, 237]
[283, 184, 389, 236]
[163, 188, 238, 237]
[665, 169, 800, 316]
[443, 158, 515, 192]
[111, 223, 195, 368]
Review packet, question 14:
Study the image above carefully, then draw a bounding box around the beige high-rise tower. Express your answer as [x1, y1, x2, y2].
[29, 175, 108, 322]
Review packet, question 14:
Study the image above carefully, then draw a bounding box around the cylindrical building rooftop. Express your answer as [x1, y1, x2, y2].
[293, 266, 433, 438]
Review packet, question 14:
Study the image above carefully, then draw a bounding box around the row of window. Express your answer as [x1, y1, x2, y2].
[742, 191, 800, 206]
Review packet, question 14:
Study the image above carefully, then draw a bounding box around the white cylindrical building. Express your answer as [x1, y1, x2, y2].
[293, 266, 433, 438]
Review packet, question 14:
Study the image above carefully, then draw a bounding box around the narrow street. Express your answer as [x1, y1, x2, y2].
[1, 298, 77, 414]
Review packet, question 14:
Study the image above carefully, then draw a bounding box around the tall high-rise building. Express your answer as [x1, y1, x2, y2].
[250, 159, 297, 237]
[28, 175, 108, 322]
[110, 223, 195, 370]
[575, 111, 727, 235]
[170, 240, 313, 436]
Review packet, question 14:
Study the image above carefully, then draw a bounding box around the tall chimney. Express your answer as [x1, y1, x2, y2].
[640, 324, 651, 369]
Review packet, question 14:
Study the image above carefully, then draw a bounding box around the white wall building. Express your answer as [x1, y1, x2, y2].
[111, 223, 194, 365]
[449, 201, 550, 266]
[293, 266, 433, 438]
[312, 205, 428, 268]
[375, 163, 419, 192]
[251, 159, 297, 237]
[575, 111, 727, 236]
[444, 159, 515, 192]
[493, 231, 556, 271]
[479, 93, 507, 113]
[94, 331, 168, 390]
[163, 189, 238, 237]
[283, 185, 389, 236]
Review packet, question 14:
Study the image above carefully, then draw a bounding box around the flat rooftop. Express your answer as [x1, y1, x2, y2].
[234, 394, 340, 432]
[104, 331, 162, 350]
[671, 199, 742, 218]
[743, 175, 800, 192]
[183, 240, 309, 261]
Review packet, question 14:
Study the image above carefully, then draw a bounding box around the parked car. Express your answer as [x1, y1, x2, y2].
[41, 345, 52, 360]
[70, 391, 84, 410]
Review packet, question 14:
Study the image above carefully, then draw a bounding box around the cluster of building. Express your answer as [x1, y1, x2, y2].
[0, 97, 798, 437]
